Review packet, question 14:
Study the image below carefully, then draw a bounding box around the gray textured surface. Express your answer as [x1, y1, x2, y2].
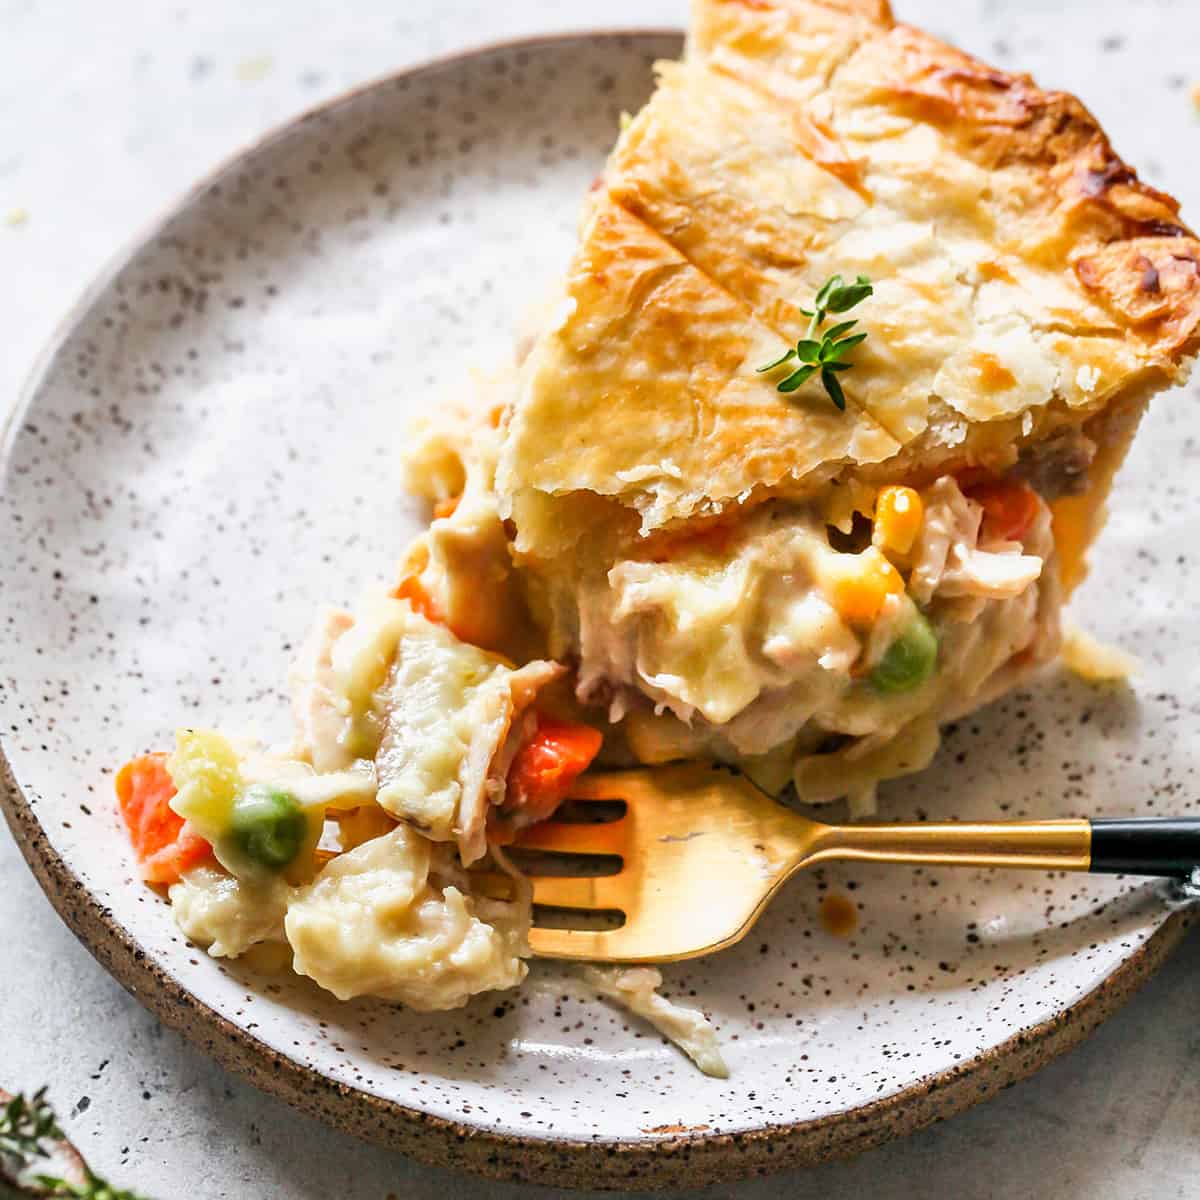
[3, 0, 1200, 1196]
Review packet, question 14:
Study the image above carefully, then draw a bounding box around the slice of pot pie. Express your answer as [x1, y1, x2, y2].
[458, 0, 1200, 804]
[117, 0, 1198, 1055]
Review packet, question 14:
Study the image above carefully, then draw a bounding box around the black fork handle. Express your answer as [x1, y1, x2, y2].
[1090, 818, 1200, 877]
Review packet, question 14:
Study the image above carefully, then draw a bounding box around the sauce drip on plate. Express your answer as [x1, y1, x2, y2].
[819, 893, 858, 938]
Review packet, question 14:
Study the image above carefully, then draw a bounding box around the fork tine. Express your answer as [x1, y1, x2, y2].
[527, 926, 628, 961]
[517, 764, 818, 962]
[566, 771, 643, 802]
[514, 819, 628, 857]
[530, 875, 626, 911]
[468, 870, 516, 900]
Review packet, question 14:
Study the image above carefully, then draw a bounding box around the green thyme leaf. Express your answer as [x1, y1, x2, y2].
[832, 331, 868, 353]
[822, 319, 858, 342]
[793, 339, 823, 364]
[777, 364, 818, 392]
[755, 348, 796, 373]
[822, 368, 847, 410]
[813, 275, 843, 312]
[827, 274, 873, 312]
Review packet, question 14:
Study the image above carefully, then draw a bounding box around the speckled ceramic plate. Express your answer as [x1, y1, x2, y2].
[1, 31, 1197, 1192]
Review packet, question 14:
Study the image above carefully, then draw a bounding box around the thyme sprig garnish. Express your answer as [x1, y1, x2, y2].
[757, 273, 873, 411]
[1, 1088, 149, 1199]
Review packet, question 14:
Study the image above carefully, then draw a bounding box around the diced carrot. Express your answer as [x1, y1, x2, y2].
[433, 494, 461, 521]
[965, 479, 1040, 542]
[392, 574, 442, 623]
[115, 753, 214, 885]
[503, 718, 604, 826]
[140, 831, 214, 885]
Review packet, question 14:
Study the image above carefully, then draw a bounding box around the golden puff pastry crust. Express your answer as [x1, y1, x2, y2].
[499, 0, 1199, 550]
[497, 195, 899, 539]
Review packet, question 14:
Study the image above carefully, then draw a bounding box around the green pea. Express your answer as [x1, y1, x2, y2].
[229, 785, 307, 870]
[871, 612, 939, 694]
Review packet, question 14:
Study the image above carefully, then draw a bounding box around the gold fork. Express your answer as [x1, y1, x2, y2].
[493, 762, 1200, 963]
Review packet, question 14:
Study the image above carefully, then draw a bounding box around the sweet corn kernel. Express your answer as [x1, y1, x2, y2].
[873, 485, 924, 556]
[335, 804, 398, 852]
[827, 547, 905, 626]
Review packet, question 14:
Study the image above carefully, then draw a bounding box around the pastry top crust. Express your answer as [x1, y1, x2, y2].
[497, 195, 899, 539]
[498, 0, 1199, 545]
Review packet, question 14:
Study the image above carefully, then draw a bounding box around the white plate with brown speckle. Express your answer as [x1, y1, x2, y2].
[1, 31, 1196, 1191]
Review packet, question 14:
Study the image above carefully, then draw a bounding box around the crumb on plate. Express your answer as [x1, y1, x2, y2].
[1060, 624, 1138, 683]
[235, 54, 274, 82]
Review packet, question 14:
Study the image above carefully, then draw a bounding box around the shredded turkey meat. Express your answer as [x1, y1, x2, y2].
[288, 605, 356, 771]
[913, 477, 1044, 604]
[582, 965, 729, 1078]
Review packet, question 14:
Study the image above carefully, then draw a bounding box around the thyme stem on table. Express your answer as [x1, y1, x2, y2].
[0, 1088, 149, 1200]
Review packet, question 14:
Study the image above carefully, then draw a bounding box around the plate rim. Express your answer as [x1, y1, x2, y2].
[0, 29, 1191, 1191]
